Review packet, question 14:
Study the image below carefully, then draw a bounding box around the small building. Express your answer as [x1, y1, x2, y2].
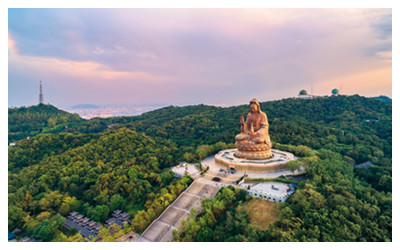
[64, 211, 101, 239]
[105, 210, 131, 228]
[297, 90, 315, 99]
[107, 123, 120, 128]
[9, 142, 17, 146]
[363, 116, 380, 123]
[247, 182, 297, 203]
[177, 162, 187, 168]
[287, 183, 297, 191]
[354, 161, 375, 168]
[173, 173, 182, 179]
[19, 237, 37, 242]
[70, 211, 78, 216]
[8, 232, 16, 241]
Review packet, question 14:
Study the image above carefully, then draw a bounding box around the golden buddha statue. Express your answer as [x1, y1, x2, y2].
[234, 98, 273, 160]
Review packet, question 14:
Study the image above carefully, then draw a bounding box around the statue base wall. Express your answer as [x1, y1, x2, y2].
[234, 141, 273, 160]
[234, 150, 273, 160]
[215, 148, 296, 173]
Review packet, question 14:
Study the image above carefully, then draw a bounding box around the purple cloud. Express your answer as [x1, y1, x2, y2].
[8, 8, 392, 107]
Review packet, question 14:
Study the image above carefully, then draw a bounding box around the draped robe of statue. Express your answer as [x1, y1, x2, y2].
[234, 99, 273, 160]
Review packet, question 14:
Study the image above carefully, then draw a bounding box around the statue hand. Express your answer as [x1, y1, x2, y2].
[240, 116, 245, 125]
[249, 129, 261, 138]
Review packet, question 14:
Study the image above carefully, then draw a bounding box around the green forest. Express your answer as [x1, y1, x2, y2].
[8, 94, 391, 241]
[172, 147, 391, 241]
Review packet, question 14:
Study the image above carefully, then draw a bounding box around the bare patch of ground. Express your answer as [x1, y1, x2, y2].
[236, 198, 280, 230]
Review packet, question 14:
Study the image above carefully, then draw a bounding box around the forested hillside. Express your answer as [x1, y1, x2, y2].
[8, 94, 391, 241]
[9, 95, 391, 166]
[110, 95, 391, 165]
[9, 128, 192, 241]
[8, 104, 81, 143]
[173, 147, 392, 242]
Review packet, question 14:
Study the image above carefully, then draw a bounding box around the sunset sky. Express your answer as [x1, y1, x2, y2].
[8, 8, 392, 108]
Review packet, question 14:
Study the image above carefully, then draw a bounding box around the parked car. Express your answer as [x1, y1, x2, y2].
[212, 177, 221, 182]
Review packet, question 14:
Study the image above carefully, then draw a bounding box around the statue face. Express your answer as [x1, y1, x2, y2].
[250, 103, 258, 113]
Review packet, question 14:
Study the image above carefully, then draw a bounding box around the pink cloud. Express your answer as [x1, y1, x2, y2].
[9, 54, 170, 82]
[316, 67, 392, 97]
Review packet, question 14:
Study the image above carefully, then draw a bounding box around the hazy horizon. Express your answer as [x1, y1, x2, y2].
[8, 93, 391, 111]
[9, 8, 392, 108]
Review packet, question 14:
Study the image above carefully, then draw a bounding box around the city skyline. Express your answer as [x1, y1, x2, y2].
[8, 8, 392, 108]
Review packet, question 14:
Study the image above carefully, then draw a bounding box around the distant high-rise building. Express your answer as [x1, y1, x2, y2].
[39, 81, 44, 104]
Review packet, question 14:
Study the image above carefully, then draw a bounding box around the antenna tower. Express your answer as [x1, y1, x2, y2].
[39, 81, 44, 104]
[311, 81, 314, 95]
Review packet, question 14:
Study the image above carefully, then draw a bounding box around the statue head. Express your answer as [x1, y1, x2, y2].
[249, 98, 260, 113]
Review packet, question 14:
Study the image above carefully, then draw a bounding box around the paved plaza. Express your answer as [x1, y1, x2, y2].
[201, 153, 303, 180]
[170, 151, 301, 184]
[214, 148, 298, 172]
[171, 163, 200, 176]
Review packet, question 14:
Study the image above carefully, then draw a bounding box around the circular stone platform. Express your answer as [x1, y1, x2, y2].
[215, 148, 297, 173]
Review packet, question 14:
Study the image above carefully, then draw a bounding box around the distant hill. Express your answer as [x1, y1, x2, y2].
[369, 95, 392, 104]
[71, 104, 100, 109]
[8, 104, 81, 143]
[9, 95, 392, 164]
